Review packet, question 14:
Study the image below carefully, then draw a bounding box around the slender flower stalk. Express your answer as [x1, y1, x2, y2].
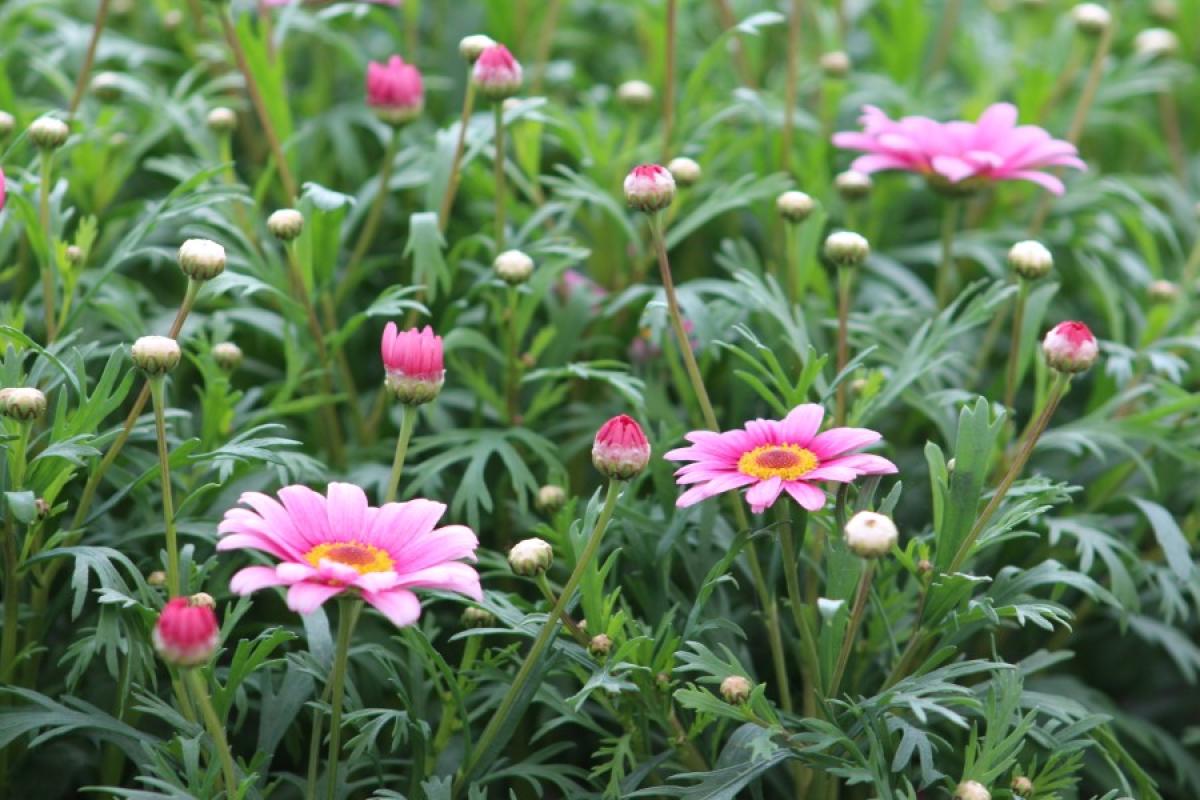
[935, 199, 961, 308]
[1003, 281, 1031, 410]
[0, 418, 31, 685]
[38, 151, 57, 342]
[438, 66, 479, 231]
[493, 103, 507, 252]
[531, 0, 564, 96]
[346, 129, 402, 274]
[148, 377, 182, 596]
[68, 0, 113, 114]
[835, 266, 853, 424]
[927, 0, 962, 74]
[503, 286, 521, 422]
[384, 405, 418, 504]
[662, 0, 677, 160]
[183, 669, 239, 794]
[712, 0, 755, 87]
[828, 562, 874, 697]
[325, 597, 361, 800]
[781, 0, 802, 173]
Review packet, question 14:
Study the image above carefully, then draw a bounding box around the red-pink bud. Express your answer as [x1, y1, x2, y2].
[153, 596, 219, 667]
[592, 415, 651, 480]
[366, 55, 424, 125]
[623, 164, 676, 213]
[381, 323, 445, 405]
[472, 44, 523, 100]
[1042, 320, 1098, 373]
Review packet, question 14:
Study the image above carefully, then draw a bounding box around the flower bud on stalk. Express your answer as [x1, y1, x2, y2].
[616, 79, 655, 108]
[667, 157, 701, 187]
[366, 55, 425, 126]
[1134, 28, 1180, 59]
[720, 675, 752, 704]
[588, 634, 613, 658]
[824, 231, 870, 268]
[381, 324, 445, 405]
[535, 484, 567, 514]
[461, 606, 496, 628]
[954, 781, 991, 800]
[153, 595, 219, 667]
[267, 208, 304, 241]
[623, 164, 676, 213]
[213, 342, 243, 372]
[494, 249, 534, 285]
[844, 511, 899, 558]
[592, 415, 651, 480]
[834, 169, 872, 202]
[1011, 776, 1034, 797]
[508, 537, 553, 576]
[0, 388, 47, 421]
[1147, 280, 1179, 304]
[131, 336, 182, 376]
[91, 72, 123, 102]
[0, 111, 14, 138]
[1042, 321, 1098, 373]
[1008, 240, 1053, 280]
[459, 34, 496, 63]
[29, 117, 69, 150]
[819, 51, 852, 78]
[1071, 3, 1111, 37]
[206, 106, 237, 134]
[178, 238, 226, 281]
[776, 190, 814, 223]
[472, 44, 523, 100]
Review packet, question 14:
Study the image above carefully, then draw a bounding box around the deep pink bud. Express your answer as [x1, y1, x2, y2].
[381, 323, 445, 404]
[366, 55, 424, 125]
[593, 415, 651, 480]
[472, 44, 523, 99]
[1042, 321, 1098, 373]
[153, 596, 219, 667]
[623, 164, 676, 213]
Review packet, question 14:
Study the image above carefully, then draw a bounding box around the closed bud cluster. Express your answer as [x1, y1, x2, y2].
[459, 34, 496, 63]
[535, 484, 567, 514]
[588, 634, 613, 658]
[267, 208, 304, 241]
[616, 79, 655, 108]
[954, 781, 991, 800]
[835, 169, 872, 201]
[844, 511, 899, 558]
[508, 537, 553, 576]
[153, 595, 220, 667]
[1008, 240, 1053, 280]
[0, 388, 47, 421]
[776, 190, 814, 223]
[206, 106, 237, 134]
[1071, 3, 1111, 36]
[178, 238, 226, 281]
[472, 44, 523, 100]
[820, 51, 852, 78]
[823, 231, 870, 268]
[29, 116, 69, 149]
[131, 336, 182, 376]
[461, 606, 496, 628]
[592, 415, 651, 480]
[1042, 320, 1098, 373]
[213, 342, 243, 371]
[623, 164, 676, 213]
[1147, 280, 1179, 304]
[667, 157, 701, 187]
[494, 249, 535, 285]
[720, 675, 752, 704]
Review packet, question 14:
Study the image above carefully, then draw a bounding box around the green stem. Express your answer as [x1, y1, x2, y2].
[662, 0, 677, 160]
[927, 0, 962, 74]
[68, 0, 113, 113]
[38, 152, 57, 343]
[783, 222, 801, 305]
[743, 540, 793, 714]
[456, 480, 622, 796]
[149, 378, 181, 597]
[935, 199, 961, 308]
[438, 74, 476, 233]
[776, 508, 813, 799]
[184, 669, 238, 796]
[346, 128, 402, 276]
[324, 598, 361, 800]
[834, 266, 853, 425]
[503, 286, 521, 424]
[827, 562, 874, 697]
[780, 0, 800, 174]
[384, 405, 418, 504]
[493, 103, 506, 252]
[530, 0, 564, 96]
[1003, 281, 1031, 412]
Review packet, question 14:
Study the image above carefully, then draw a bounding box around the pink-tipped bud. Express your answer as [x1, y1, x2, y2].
[153, 596, 219, 667]
[592, 415, 651, 480]
[381, 323, 445, 405]
[1042, 321, 1098, 373]
[720, 675, 753, 703]
[623, 164, 676, 213]
[472, 44, 523, 100]
[367, 55, 424, 125]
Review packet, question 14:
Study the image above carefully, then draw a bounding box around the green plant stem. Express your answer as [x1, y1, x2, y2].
[324, 598, 361, 800]
[834, 266, 853, 426]
[384, 404, 418, 504]
[927, 0, 962, 74]
[776, 508, 814, 799]
[172, 674, 197, 724]
[1003, 281, 1031, 412]
[531, 0, 564, 96]
[148, 378, 181, 597]
[68, 0, 112, 113]
[218, 8, 298, 202]
[503, 286, 521, 424]
[781, 0, 801, 174]
[712, 0, 755, 88]
[0, 424, 29, 686]
[534, 574, 588, 644]
[38, 152, 57, 343]
[662, 0, 677, 160]
[743, 540, 793, 714]
[456, 480, 622, 797]
[438, 75, 476, 233]
[827, 562, 874, 698]
[934, 199, 961, 308]
[430, 635, 482, 767]
[346, 128, 402, 276]
[493, 103, 506, 252]
[183, 669, 238, 796]
[783, 220, 800, 304]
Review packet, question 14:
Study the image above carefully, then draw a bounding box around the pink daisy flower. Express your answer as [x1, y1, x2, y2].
[833, 102, 1085, 195]
[220, 482, 482, 627]
[664, 404, 897, 513]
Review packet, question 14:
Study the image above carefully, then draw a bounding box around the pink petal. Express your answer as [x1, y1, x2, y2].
[931, 155, 978, 183]
[326, 482, 368, 542]
[229, 565, 290, 594]
[393, 525, 479, 572]
[317, 559, 366, 585]
[745, 477, 784, 514]
[276, 562, 319, 582]
[808, 427, 882, 458]
[391, 563, 483, 600]
[277, 485, 331, 543]
[821, 453, 899, 475]
[286, 582, 345, 614]
[779, 404, 824, 445]
[215, 532, 298, 562]
[367, 498, 447, 553]
[783, 481, 827, 511]
[362, 589, 422, 627]
[972, 103, 1018, 148]
[850, 154, 920, 173]
[1008, 170, 1065, 195]
[801, 465, 861, 482]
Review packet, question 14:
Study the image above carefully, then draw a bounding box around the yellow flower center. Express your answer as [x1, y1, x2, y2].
[737, 444, 818, 481]
[305, 541, 394, 575]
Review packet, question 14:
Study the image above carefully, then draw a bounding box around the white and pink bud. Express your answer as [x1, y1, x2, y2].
[592, 415, 651, 480]
[720, 675, 752, 704]
[844, 511, 899, 558]
[508, 537, 553, 576]
[623, 164, 676, 213]
[472, 44, 523, 100]
[381, 323, 445, 405]
[1042, 320, 1098, 373]
[178, 238, 226, 281]
[366, 55, 424, 125]
[131, 336, 182, 376]
[153, 595, 220, 667]
[459, 34, 496, 63]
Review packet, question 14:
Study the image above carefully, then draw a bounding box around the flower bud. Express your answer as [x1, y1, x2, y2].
[494, 249, 534, 285]
[147, 570, 167, 587]
[1151, 0, 1178, 23]
[667, 157, 701, 187]
[267, 208, 304, 241]
[1011, 776, 1033, 797]
[1008, 240, 1053, 280]
[213, 342, 244, 371]
[917, 558, 933, 574]
[535, 484, 567, 514]
[616, 79, 655, 108]
[588, 634, 613, 658]
[131, 336, 182, 376]
[178, 238, 226, 281]
[91, 72, 122, 102]
[34, 498, 50, 519]
[776, 190, 815, 223]
[954, 781, 991, 800]
[381, 324, 445, 405]
[844, 511, 898, 558]
[508, 537, 553, 576]
[823, 231, 870, 268]
[0, 388, 47, 421]
[1147, 280, 1179, 304]
[720, 675, 752, 704]
[29, 117, 69, 150]
[189, 592, 216, 609]
[207, 106, 237, 134]
[472, 44, 523, 100]
[835, 169, 872, 202]
[1042, 320, 1098, 373]
[0, 111, 14, 138]
[459, 34, 496, 63]
[461, 606, 496, 628]
[1134, 28, 1179, 59]
[163, 8, 184, 30]
[66, 245, 83, 266]
[819, 51, 852, 78]
[1071, 3, 1111, 36]
[849, 377, 869, 395]
[153, 596, 220, 667]
[946, 458, 956, 472]
[367, 55, 425, 125]
[623, 164, 676, 213]
[592, 415, 651, 480]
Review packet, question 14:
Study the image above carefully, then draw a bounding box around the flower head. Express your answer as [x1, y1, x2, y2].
[221, 483, 482, 627]
[267, 208, 304, 241]
[207, 107, 237, 134]
[844, 511, 899, 558]
[720, 675, 752, 703]
[616, 79, 655, 108]
[666, 404, 897, 514]
[494, 249, 534, 285]
[178, 238, 226, 281]
[367, 55, 424, 125]
[777, 190, 814, 223]
[1008, 240, 1053, 280]
[624, 164, 676, 213]
[1042, 321, 1098, 373]
[593, 415, 651, 480]
[381, 323, 445, 405]
[213, 341, 243, 371]
[131, 335, 182, 375]
[955, 781, 991, 800]
[153, 595, 219, 667]
[29, 117, 69, 150]
[667, 157, 701, 186]
[833, 103, 1085, 195]
[824, 231, 870, 267]
[1, 387, 47, 421]
[459, 34, 497, 63]
[508, 537, 553, 575]
[472, 44, 523, 100]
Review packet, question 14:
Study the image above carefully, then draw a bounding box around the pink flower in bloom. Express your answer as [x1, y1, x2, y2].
[366, 55, 424, 125]
[624, 164, 676, 212]
[381, 323, 444, 404]
[665, 404, 898, 513]
[221, 483, 482, 627]
[153, 596, 219, 667]
[1042, 320, 1098, 373]
[472, 44, 522, 99]
[833, 103, 1085, 195]
[592, 415, 651, 480]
